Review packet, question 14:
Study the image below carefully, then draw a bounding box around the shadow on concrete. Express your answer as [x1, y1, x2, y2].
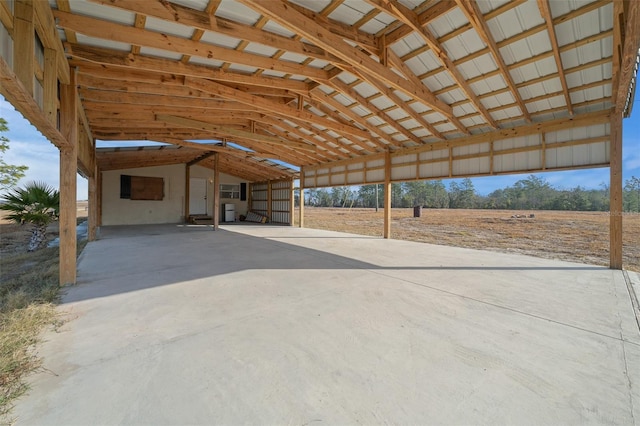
[64, 224, 609, 304]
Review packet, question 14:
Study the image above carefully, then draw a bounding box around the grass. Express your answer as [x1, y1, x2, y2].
[0, 304, 60, 422]
[0, 222, 87, 425]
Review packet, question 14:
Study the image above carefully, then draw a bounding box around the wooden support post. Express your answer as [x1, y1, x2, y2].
[289, 177, 295, 226]
[43, 48, 57, 125]
[13, 0, 34, 96]
[610, 111, 623, 269]
[247, 182, 253, 212]
[88, 162, 98, 241]
[541, 133, 547, 170]
[213, 153, 220, 230]
[97, 169, 102, 226]
[184, 164, 190, 223]
[267, 180, 272, 221]
[59, 67, 78, 285]
[384, 150, 391, 239]
[299, 168, 304, 228]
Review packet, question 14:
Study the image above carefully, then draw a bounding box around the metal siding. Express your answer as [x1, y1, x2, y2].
[392, 164, 416, 181]
[363, 170, 380, 183]
[453, 157, 490, 176]
[347, 171, 364, 184]
[316, 176, 330, 187]
[419, 161, 449, 178]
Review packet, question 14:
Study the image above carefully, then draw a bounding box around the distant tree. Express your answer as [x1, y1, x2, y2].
[0, 118, 28, 190]
[307, 188, 332, 207]
[448, 178, 476, 209]
[624, 176, 640, 212]
[358, 185, 379, 208]
[402, 181, 427, 207]
[0, 181, 59, 251]
[428, 180, 449, 208]
[330, 186, 354, 207]
[513, 175, 553, 209]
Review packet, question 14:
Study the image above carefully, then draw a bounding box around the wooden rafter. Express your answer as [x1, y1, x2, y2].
[1, 0, 629, 186]
[370, 0, 497, 129]
[87, 0, 341, 65]
[455, 0, 533, 122]
[535, 0, 573, 116]
[53, 10, 331, 81]
[184, 77, 372, 141]
[307, 89, 398, 149]
[325, 79, 431, 144]
[237, 0, 457, 124]
[66, 44, 310, 93]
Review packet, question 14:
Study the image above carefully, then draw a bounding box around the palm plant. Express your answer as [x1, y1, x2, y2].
[0, 182, 60, 251]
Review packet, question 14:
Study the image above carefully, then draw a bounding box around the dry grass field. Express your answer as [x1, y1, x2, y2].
[297, 207, 640, 272]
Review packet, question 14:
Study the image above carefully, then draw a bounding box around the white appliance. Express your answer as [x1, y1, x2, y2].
[223, 203, 235, 222]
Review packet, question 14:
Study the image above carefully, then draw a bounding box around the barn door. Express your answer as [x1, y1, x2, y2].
[189, 178, 207, 215]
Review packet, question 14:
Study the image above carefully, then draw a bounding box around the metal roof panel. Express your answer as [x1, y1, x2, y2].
[243, 42, 281, 58]
[74, 34, 131, 52]
[261, 21, 296, 38]
[215, 1, 262, 25]
[329, 2, 375, 26]
[66, 0, 136, 25]
[199, 31, 242, 49]
[427, 8, 467, 38]
[143, 16, 194, 38]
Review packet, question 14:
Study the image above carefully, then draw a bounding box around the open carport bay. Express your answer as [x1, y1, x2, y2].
[16, 224, 640, 424]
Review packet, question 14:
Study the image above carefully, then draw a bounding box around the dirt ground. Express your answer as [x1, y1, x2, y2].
[297, 207, 640, 272]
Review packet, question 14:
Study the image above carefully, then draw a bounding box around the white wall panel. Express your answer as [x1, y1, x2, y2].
[366, 169, 385, 183]
[302, 122, 610, 188]
[419, 161, 449, 178]
[347, 171, 364, 184]
[391, 164, 416, 181]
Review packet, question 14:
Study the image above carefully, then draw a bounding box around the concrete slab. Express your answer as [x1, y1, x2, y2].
[15, 224, 640, 425]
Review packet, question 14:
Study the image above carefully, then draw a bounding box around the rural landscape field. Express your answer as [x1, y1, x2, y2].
[296, 207, 640, 272]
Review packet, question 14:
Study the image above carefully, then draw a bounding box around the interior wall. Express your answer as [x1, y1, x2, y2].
[102, 164, 248, 225]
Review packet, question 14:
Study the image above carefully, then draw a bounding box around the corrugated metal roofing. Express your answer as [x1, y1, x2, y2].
[4, 0, 632, 182]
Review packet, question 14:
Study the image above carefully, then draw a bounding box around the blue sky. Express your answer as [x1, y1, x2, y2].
[0, 92, 638, 199]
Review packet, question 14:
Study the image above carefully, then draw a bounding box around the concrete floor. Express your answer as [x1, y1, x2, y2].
[16, 224, 640, 425]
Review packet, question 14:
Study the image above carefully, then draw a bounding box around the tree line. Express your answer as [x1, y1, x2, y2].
[304, 175, 640, 212]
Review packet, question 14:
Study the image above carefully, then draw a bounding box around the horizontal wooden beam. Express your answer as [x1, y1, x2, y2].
[0, 57, 71, 149]
[185, 77, 373, 141]
[54, 10, 330, 81]
[88, 0, 343, 65]
[67, 44, 310, 94]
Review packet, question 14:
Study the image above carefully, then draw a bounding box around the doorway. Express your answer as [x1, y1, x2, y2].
[189, 178, 207, 215]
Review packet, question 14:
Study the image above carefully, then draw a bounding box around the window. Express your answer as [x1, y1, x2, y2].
[220, 184, 240, 199]
[120, 175, 164, 200]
